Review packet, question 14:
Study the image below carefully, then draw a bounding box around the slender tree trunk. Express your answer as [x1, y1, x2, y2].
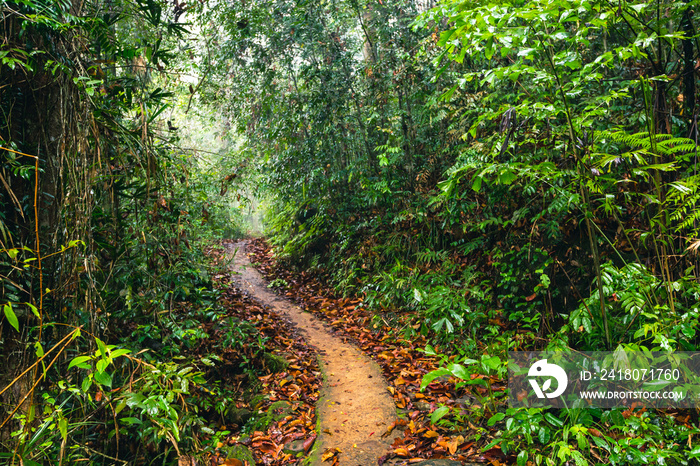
[682, 1, 696, 140]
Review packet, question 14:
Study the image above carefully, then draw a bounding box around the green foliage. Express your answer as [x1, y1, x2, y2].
[7, 0, 700, 462]
[0, 0, 252, 462]
[485, 405, 693, 465]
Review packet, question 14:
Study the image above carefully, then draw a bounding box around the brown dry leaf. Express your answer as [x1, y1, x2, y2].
[258, 441, 278, 456]
[396, 394, 406, 409]
[382, 424, 395, 438]
[394, 447, 410, 457]
[438, 435, 464, 455]
[220, 459, 244, 466]
[321, 447, 341, 462]
[408, 420, 416, 433]
[303, 434, 316, 453]
[424, 430, 439, 438]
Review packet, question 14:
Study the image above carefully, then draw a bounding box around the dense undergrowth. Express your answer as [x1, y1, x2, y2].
[0, 0, 298, 464]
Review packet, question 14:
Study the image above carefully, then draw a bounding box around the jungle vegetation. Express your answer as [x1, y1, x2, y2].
[3, 0, 700, 464]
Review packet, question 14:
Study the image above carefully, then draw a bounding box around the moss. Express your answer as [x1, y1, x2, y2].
[246, 393, 267, 410]
[303, 418, 323, 466]
[242, 400, 297, 433]
[263, 352, 289, 373]
[269, 400, 293, 421]
[224, 406, 253, 426]
[220, 444, 255, 464]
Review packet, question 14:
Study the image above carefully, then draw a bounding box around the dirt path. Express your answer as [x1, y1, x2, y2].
[227, 241, 399, 466]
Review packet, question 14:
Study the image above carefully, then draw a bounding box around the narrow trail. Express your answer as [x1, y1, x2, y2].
[227, 241, 400, 466]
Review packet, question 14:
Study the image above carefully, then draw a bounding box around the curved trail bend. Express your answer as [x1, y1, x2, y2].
[227, 241, 399, 466]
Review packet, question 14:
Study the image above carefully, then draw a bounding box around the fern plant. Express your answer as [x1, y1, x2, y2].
[667, 175, 700, 235]
[592, 129, 700, 241]
[566, 261, 659, 349]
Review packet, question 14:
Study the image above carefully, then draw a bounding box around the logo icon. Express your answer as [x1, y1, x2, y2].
[528, 359, 568, 399]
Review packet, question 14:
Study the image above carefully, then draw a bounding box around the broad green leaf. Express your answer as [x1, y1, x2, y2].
[689, 446, 700, 458]
[110, 348, 131, 358]
[446, 363, 468, 380]
[481, 355, 501, 371]
[413, 288, 423, 302]
[115, 400, 127, 415]
[95, 337, 108, 358]
[431, 406, 449, 424]
[119, 417, 142, 426]
[58, 418, 68, 440]
[497, 169, 517, 185]
[487, 412, 505, 426]
[472, 175, 482, 191]
[590, 435, 608, 450]
[81, 376, 92, 392]
[96, 358, 109, 373]
[3, 303, 19, 332]
[26, 303, 39, 318]
[420, 367, 451, 391]
[93, 370, 112, 388]
[68, 355, 92, 369]
[517, 450, 528, 466]
[544, 412, 563, 427]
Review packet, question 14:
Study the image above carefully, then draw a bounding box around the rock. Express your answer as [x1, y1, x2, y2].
[263, 352, 289, 372]
[283, 439, 306, 455]
[414, 401, 431, 411]
[177, 456, 197, 466]
[269, 400, 293, 421]
[224, 407, 253, 427]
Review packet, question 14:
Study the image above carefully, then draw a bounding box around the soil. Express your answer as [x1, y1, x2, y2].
[227, 241, 400, 466]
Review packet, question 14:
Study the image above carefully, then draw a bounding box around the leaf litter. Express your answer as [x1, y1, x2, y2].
[245, 238, 509, 465]
[227, 240, 401, 466]
[203, 244, 322, 465]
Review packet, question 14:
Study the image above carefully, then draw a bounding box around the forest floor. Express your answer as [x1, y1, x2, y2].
[227, 240, 400, 465]
[227, 239, 508, 466]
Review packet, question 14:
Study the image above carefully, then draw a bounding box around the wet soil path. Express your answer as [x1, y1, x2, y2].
[227, 241, 399, 466]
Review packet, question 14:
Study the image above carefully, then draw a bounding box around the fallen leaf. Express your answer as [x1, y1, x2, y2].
[221, 460, 243, 466]
[321, 448, 341, 462]
[303, 434, 316, 453]
[438, 435, 464, 455]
